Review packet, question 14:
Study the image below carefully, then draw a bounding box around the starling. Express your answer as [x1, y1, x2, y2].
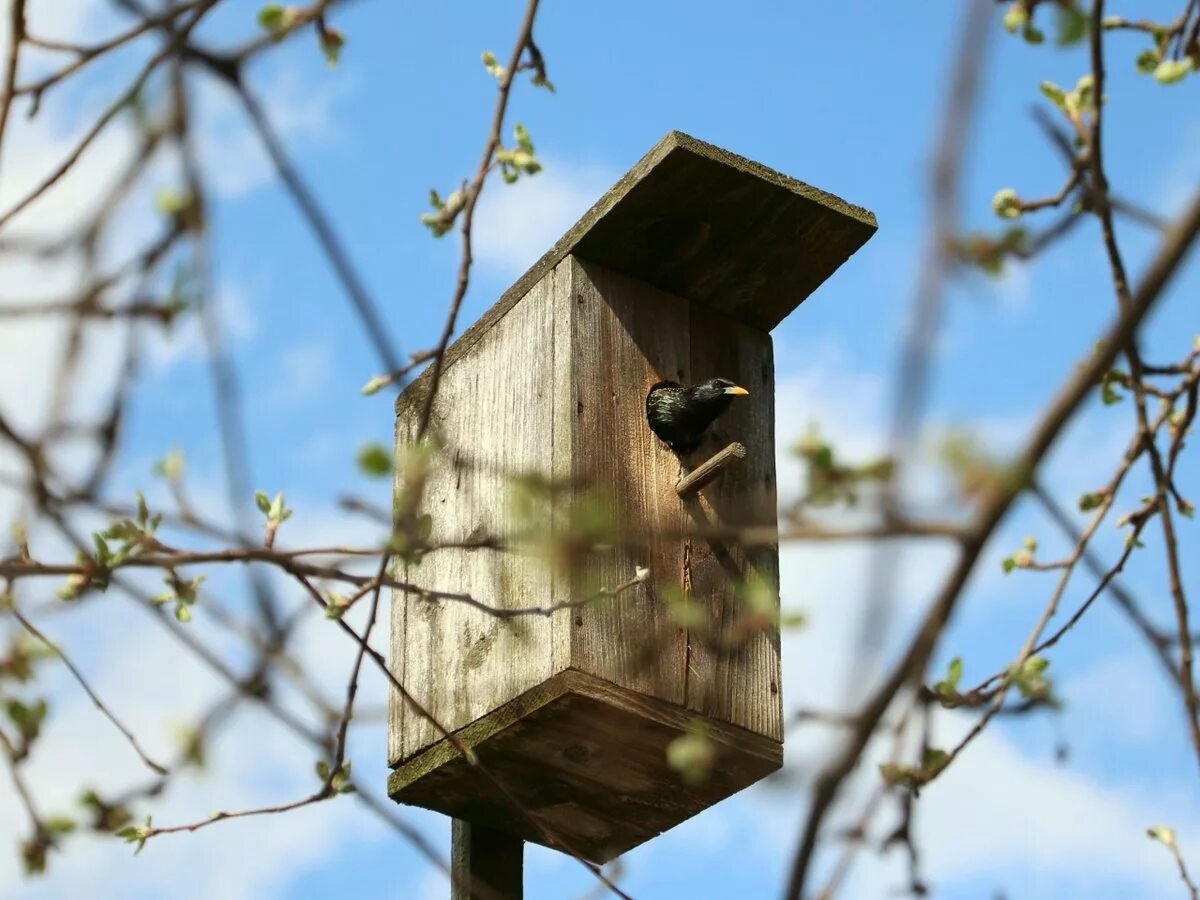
[646, 377, 750, 454]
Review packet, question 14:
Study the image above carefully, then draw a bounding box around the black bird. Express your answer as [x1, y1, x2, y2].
[646, 377, 750, 454]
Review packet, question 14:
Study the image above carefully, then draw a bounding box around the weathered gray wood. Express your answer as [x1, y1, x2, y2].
[396, 130, 876, 419]
[389, 270, 560, 764]
[391, 254, 784, 765]
[389, 668, 782, 864]
[683, 307, 782, 740]
[388, 129, 874, 855]
[452, 820, 522, 900]
[565, 257, 689, 705]
[572, 132, 877, 331]
[676, 442, 747, 498]
[549, 258, 575, 677]
[387, 405, 415, 766]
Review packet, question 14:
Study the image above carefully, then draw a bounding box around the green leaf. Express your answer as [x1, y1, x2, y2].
[45, 816, 76, 836]
[1011, 654, 1052, 700]
[153, 188, 192, 217]
[946, 657, 963, 688]
[357, 443, 392, 477]
[1003, 3, 1028, 34]
[1136, 49, 1160, 74]
[1054, 5, 1087, 46]
[324, 594, 349, 619]
[1100, 369, 1127, 405]
[780, 611, 807, 630]
[514, 123, 534, 153]
[1155, 58, 1194, 84]
[1148, 825, 1178, 848]
[992, 188, 1022, 219]
[481, 49, 505, 79]
[320, 28, 345, 67]
[921, 747, 949, 774]
[1074, 74, 1096, 111]
[934, 656, 964, 703]
[92, 532, 111, 566]
[668, 595, 707, 628]
[175, 603, 192, 623]
[117, 815, 152, 855]
[361, 374, 390, 396]
[154, 448, 184, 480]
[255, 491, 271, 514]
[331, 761, 351, 791]
[1039, 81, 1067, 110]
[258, 4, 285, 29]
[666, 725, 715, 785]
[6, 697, 48, 743]
[1078, 491, 1103, 511]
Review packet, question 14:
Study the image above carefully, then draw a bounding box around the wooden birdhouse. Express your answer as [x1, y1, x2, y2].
[388, 131, 876, 864]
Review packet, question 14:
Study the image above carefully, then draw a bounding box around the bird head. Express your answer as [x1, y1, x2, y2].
[692, 377, 750, 403]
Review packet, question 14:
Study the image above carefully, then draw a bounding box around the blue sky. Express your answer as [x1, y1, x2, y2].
[1, 0, 1198, 897]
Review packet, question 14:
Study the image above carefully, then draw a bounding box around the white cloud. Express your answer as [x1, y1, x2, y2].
[472, 160, 616, 277]
[257, 339, 336, 410]
[191, 65, 353, 201]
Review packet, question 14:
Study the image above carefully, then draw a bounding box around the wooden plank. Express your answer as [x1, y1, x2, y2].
[549, 258, 575, 676]
[572, 132, 877, 331]
[452, 820, 523, 900]
[389, 668, 782, 864]
[387, 410, 415, 765]
[676, 442, 747, 498]
[390, 274, 558, 765]
[683, 307, 782, 740]
[566, 257, 689, 706]
[396, 131, 876, 420]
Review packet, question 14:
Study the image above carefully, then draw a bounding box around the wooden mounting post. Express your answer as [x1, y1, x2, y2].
[452, 818, 523, 900]
[676, 442, 747, 499]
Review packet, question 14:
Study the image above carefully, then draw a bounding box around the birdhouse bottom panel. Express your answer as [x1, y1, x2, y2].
[387, 668, 781, 863]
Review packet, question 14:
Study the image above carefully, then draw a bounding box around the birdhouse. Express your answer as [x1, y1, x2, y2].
[388, 131, 876, 863]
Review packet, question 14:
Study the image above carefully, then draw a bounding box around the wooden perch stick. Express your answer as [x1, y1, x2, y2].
[676, 442, 747, 498]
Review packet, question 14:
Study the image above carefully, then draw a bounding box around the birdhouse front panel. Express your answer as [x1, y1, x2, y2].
[389, 254, 782, 765]
[564, 257, 782, 741]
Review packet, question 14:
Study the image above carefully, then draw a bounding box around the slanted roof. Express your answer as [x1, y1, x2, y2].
[399, 131, 876, 410]
[569, 131, 877, 330]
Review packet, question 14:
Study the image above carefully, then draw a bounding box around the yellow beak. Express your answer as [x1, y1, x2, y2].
[724, 385, 750, 397]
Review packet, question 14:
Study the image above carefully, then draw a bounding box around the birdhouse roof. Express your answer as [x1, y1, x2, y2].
[402, 132, 875, 407]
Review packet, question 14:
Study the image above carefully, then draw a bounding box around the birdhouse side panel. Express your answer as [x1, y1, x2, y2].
[389, 271, 564, 766]
[562, 257, 691, 707]
[684, 305, 782, 740]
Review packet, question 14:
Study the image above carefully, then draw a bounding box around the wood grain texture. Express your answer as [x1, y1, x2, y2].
[452, 820, 523, 900]
[682, 306, 783, 740]
[389, 272, 559, 765]
[396, 131, 876, 419]
[572, 132, 877, 331]
[675, 442, 747, 498]
[389, 668, 782, 864]
[564, 257, 690, 706]
[549, 258, 574, 677]
[387, 407, 415, 765]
